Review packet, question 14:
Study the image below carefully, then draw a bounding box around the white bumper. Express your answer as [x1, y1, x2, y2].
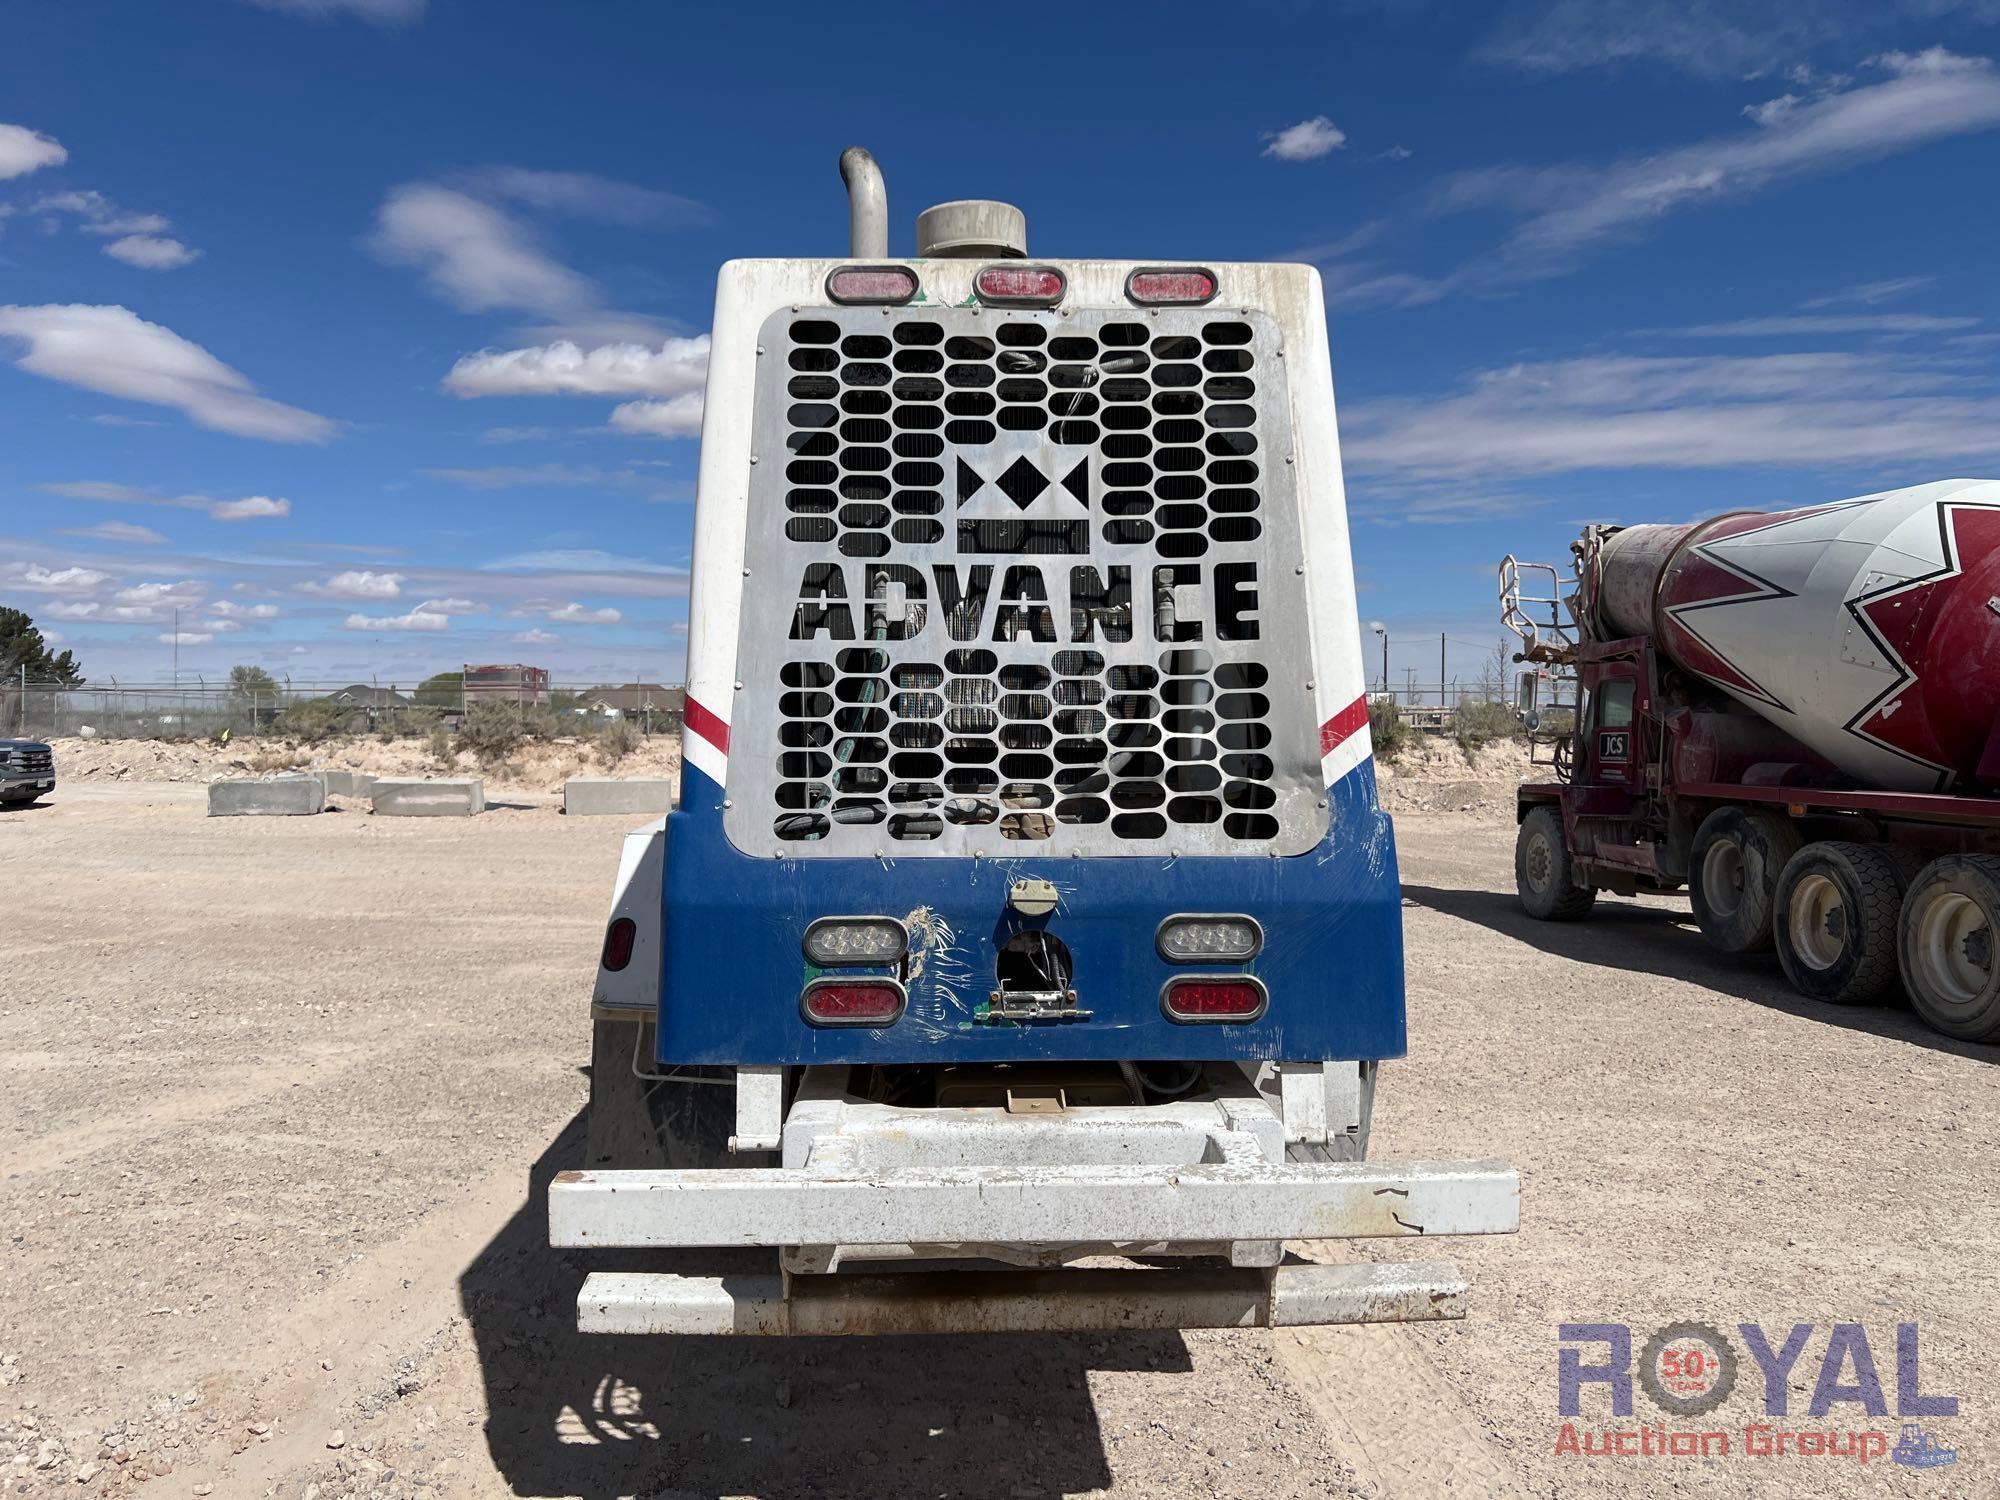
[551, 1067, 1518, 1335]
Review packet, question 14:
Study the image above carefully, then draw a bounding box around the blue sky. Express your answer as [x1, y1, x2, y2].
[4, 0, 2000, 692]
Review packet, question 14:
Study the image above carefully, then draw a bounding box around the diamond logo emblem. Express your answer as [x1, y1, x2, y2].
[996, 455, 1051, 510]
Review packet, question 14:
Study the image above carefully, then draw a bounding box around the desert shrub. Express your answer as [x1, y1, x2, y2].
[1453, 698, 1520, 757]
[595, 718, 641, 767]
[520, 704, 563, 741]
[428, 726, 456, 769]
[456, 700, 524, 763]
[275, 698, 348, 744]
[1368, 698, 1407, 761]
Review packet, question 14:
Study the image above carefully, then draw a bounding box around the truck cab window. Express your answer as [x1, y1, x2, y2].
[1598, 679, 1635, 730]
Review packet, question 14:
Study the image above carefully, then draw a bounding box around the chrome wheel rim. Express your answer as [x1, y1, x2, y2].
[1703, 841, 1745, 918]
[1914, 891, 1995, 1011]
[1787, 873, 1846, 971]
[1525, 832, 1554, 892]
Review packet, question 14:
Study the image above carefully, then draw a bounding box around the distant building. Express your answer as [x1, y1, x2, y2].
[585, 683, 684, 724]
[463, 664, 550, 706]
[328, 683, 412, 708]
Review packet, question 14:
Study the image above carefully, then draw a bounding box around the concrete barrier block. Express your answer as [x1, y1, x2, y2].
[318, 769, 377, 797]
[564, 777, 675, 816]
[208, 775, 326, 817]
[372, 778, 485, 817]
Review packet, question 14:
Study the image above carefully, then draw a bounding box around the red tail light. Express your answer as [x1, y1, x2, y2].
[975, 264, 1066, 307]
[1162, 976, 1267, 1023]
[1126, 267, 1218, 306]
[826, 265, 919, 304]
[802, 977, 906, 1027]
[601, 917, 637, 973]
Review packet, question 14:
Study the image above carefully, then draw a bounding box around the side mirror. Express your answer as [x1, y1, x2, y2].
[1516, 672, 1539, 713]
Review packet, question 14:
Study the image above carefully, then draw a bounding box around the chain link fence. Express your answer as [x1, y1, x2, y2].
[1, 677, 685, 742]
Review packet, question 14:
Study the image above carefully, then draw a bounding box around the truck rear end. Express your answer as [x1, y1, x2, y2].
[555, 151, 1519, 1335]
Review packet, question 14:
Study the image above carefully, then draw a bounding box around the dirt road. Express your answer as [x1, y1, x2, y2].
[1, 786, 1992, 1499]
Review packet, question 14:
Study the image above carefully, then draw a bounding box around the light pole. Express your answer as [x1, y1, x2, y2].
[1369, 622, 1388, 698]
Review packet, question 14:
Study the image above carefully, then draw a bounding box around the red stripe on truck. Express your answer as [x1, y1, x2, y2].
[1319, 695, 1369, 756]
[684, 696, 731, 754]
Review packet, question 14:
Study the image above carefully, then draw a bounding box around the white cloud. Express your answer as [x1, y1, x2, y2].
[0, 305, 334, 442]
[308, 570, 403, 599]
[609, 393, 704, 438]
[549, 602, 622, 624]
[89, 412, 168, 428]
[0, 123, 66, 179]
[1801, 276, 1935, 307]
[480, 547, 687, 576]
[1472, 3, 1985, 79]
[59, 520, 168, 545]
[371, 184, 594, 318]
[1664, 314, 1980, 337]
[20, 190, 198, 268]
[210, 600, 281, 620]
[39, 479, 298, 521]
[1367, 51, 2000, 303]
[513, 628, 559, 646]
[9, 563, 111, 593]
[414, 596, 483, 614]
[39, 629, 64, 644]
[103, 234, 202, 271]
[1262, 116, 1348, 162]
[210, 494, 291, 520]
[479, 425, 551, 444]
[464, 167, 712, 229]
[25, 190, 171, 238]
[343, 607, 448, 632]
[158, 631, 214, 645]
[444, 335, 710, 398]
[240, 0, 426, 22]
[116, 580, 206, 608]
[423, 461, 658, 489]
[207, 619, 243, 634]
[1343, 349, 2000, 480]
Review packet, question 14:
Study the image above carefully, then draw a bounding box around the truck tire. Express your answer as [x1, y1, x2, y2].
[1689, 807, 1802, 954]
[1773, 843, 1908, 1006]
[584, 1016, 738, 1170]
[1898, 855, 2000, 1042]
[1516, 805, 1596, 920]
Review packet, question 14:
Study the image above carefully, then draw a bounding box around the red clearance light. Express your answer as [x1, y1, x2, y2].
[826, 265, 919, 305]
[1126, 267, 1219, 306]
[1162, 976, 1268, 1023]
[974, 264, 1066, 307]
[802, 977, 906, 1027]
[601, 917, 637, 973]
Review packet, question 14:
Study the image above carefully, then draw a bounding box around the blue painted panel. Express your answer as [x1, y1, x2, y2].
[654, 762, 1405, 1065]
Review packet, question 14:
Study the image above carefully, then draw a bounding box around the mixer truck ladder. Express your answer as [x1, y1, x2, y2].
[1499, 555, 1576, 662]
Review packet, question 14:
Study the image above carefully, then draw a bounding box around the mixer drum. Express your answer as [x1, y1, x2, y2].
[1591, 478, 2000, 793]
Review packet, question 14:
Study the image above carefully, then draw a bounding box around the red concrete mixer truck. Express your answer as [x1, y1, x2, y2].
[1499, 479, 2000, 1042]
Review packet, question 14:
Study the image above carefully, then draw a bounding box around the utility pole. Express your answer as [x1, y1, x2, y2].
[1440, 633, 1447, 709]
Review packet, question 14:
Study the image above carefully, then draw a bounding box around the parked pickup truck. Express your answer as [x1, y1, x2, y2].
[0, 739, 56, 806]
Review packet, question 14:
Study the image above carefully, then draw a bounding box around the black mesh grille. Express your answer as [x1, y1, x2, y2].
[745, 307, 1312, 856]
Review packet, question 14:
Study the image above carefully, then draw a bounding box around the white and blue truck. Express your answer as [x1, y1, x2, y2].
[552, 150, 1519, 1336]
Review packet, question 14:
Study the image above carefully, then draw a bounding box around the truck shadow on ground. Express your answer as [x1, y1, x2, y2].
[1399, 883, 1997, 1064]
[460, 1110, 1189, 1500]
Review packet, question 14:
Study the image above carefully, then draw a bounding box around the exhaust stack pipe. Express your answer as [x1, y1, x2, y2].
[839, 147, 888, 259]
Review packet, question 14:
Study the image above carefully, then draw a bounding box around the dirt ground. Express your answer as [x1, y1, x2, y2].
[45, 734, 684, 798]
[1, 774, 1994, 1500]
